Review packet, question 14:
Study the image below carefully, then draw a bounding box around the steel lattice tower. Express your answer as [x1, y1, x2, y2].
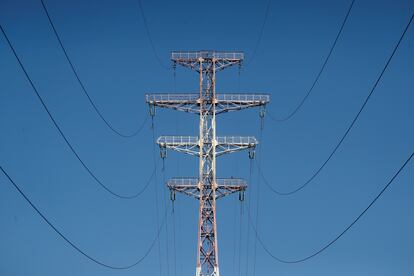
[146, 50, 269, 276]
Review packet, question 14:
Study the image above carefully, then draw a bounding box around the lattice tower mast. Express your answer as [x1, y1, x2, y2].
[146, 50, 269, 276]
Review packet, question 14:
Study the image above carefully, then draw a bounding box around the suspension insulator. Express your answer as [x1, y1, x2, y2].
[170, 190, 176, 201]
[249, 148, 255, 159]
[239, 191, 245, 202]
[259, 105, 266, 118]
[149, 104, 156, 117]
[160, 147, 167, 159]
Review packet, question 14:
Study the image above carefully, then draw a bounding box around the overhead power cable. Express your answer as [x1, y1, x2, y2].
[137, 0, 170, 70]
[252, 124, 264, 276]
[268, 0, 356, 122]
[243, 158, 253, 276]
[249, 150, 413, 263]
[0, 165, 166, 269]
[260, 11, 413, 196]
[0, 24, 153, 199]
[39, 0, 149, 138]
[161, 150, 171, 276]
[171, 201, 178, 276]
[244, 0, 271, 66]
[151, 121, 164, 276]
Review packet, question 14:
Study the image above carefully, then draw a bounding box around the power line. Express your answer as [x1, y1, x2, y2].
[0, 23, 153, 199]
[244, 160, 253, 276]
[252, 124, 264, 276]
[232, 197, 238, 275]
[171, 201, 178, 276]
[39, 0, 149, 138]
[260, 11, 414, 196]
[244, 0, 271, 66]
[137, 0, 170, 70]
[238, 201, 244, 276]
[268, 0, 355, 122]
[249, 150, 413, 263]
[0, 165, 165, 269]
[151, 121, 164, 276]
[161, 157, 171, 276]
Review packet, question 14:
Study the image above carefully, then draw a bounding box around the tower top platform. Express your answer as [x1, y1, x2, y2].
[171, 50, 244, 62]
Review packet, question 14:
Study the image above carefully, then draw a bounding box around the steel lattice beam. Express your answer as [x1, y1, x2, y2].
[146, 93, 269, 114]
[157, 136, 258, 157]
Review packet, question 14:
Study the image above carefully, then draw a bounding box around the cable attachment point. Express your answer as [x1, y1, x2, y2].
[249, 148, 255, 160]
[149, 104, 156, 127]
[239, 190, 245, 202]
[170, 189, 176, 212]
[170, 189, 176, 202]
[160, 147, 167, 160]
[259, 105, 266, 130]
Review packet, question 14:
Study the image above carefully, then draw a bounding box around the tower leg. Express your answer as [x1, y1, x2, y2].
[196, 191, 219, 275]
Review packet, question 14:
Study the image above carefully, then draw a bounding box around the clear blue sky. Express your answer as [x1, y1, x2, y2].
[1, 0, 413, 275]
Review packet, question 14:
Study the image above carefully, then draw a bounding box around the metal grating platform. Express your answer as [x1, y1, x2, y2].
[171, 51, 244, 61]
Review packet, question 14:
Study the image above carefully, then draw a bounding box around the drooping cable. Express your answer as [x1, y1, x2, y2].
[238, 199, 244, 276]
[171, 198, 178, 276]
[260, 12, 414, 195]
[249, 150, 413, 263]
[151, 121, 164, 276]
[0, 24, 152, 199]
[268, 0, 356, 122]
[244, 0, 271, 66]
[252, 123, 264, 276]
[39, 0, 149, 138]
[0, 165, 165, 269]
[232, 196, 238, 275]
[175, 198, 184, 275]
[137, 0, 170, 70]
[172, 68, 181, 276]
[244, 158, 253, 276]
[161, 158, 171, 276]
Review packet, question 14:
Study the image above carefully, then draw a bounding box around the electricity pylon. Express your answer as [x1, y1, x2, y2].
[146, 50, 269, 276]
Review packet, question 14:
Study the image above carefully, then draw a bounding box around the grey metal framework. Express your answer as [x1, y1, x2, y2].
[146, 93, 269, 114]
[146, 50, 269, 276]
[157, 136, 259, 157]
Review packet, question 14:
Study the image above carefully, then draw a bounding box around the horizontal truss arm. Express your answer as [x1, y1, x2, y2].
[146, 93, 269, 114]
[167, 178, 247, 199]
[157, 136, 258, 157]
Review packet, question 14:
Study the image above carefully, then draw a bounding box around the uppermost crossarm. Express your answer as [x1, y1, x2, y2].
[171, 50, 244, 72]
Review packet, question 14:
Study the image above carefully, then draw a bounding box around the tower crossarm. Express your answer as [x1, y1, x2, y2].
[216, 136, 258, 156]
[215, 93, 269, 114]
[157, 136, 258, 157]
[146, 93, 200, 114]
[146, 93, 269, 114]
[157, 136, 199, 156]
[215, 178, 247, 199]
[167, 177, 246, 200]
[171, 51, 244, 72]
[167, 177, 199, 198]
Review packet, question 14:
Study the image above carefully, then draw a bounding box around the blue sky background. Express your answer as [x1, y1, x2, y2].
[1, 0, 413, 275]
